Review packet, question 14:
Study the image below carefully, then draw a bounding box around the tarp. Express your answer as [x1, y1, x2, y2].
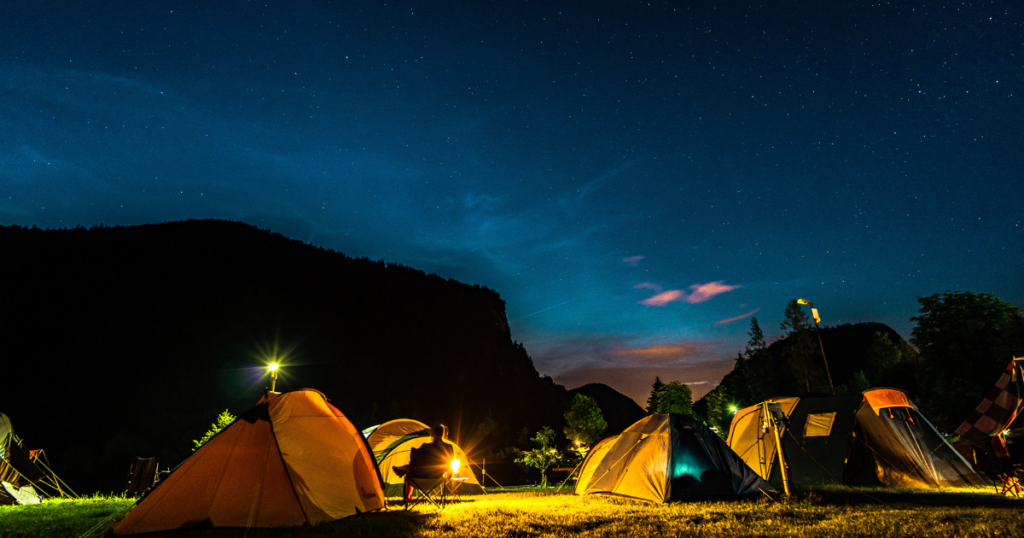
[575, 414, 774, 503]
[727, 388, 987, 488]
[364, 419, 483, 496]
[114, 389, 384, 535]
[0, 413, 48, 490]
[0, 482, 40, 506]
[955, 358, 1024, 447]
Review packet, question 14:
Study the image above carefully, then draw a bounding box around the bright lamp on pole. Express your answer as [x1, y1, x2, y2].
[268, 362, 280, 392]
[795, 298, 834, 395]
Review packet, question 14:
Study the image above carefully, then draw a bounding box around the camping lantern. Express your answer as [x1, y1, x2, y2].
[450, 458, 460, 476]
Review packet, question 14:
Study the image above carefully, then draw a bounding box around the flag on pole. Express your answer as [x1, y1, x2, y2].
[955, 358, 1024, 447]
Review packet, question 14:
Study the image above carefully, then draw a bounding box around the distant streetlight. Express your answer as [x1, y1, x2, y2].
[796, 299, 835, 395]
[268, 362, 280, 392]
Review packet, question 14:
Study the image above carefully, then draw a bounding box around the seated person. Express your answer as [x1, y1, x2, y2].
[393, 424, 455, 500]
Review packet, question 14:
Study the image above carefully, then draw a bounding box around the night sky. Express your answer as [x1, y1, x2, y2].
[2, 1, 1021, 406]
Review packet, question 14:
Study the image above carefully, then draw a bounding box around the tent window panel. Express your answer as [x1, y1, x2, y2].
[804, 413, 836, 438]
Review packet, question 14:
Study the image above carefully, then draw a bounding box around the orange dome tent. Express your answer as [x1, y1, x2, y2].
[114, 389, 384, 535]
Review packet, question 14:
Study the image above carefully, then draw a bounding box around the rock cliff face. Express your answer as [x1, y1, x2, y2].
[0, 220, 565, 493]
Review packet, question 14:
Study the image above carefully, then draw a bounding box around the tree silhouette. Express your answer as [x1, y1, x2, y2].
[564, 394, 607, 446]
[911, 291, 1024, 432]
[645, 376, 665, 415]
[653, 381, 694, 416]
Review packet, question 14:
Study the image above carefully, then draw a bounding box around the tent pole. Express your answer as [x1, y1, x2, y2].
[763, 402, 791, 496]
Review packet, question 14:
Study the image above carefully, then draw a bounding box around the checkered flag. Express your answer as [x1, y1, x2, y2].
[955, 358, 1024, 447]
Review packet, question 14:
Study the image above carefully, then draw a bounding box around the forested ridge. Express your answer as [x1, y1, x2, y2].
[1, 220, 568, 493]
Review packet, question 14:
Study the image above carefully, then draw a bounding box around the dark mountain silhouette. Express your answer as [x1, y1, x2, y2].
[0, 220, 567, 493]
[567, 383, 645, 439]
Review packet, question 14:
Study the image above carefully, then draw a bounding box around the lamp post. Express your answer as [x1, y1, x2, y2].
[268, 362, 280, 392]
[796, 299, 835, 395]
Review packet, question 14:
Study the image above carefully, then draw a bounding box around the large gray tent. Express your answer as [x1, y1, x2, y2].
[727, 389, 987, 488]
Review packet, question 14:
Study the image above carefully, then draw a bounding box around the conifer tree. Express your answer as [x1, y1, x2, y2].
[645, 376, 665, 415]
[780, 299, 812, 335]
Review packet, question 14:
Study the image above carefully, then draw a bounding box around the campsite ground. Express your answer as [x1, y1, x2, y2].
[2, 486, 1022, 538]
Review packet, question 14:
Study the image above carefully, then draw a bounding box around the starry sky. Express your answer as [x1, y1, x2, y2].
[2, 1, 1021, 407]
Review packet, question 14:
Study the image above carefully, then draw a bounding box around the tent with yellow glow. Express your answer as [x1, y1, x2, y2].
[364, 418, 483, 496]
[114, 389, 384, 535]
[726, 388, 987, 488]
[575, 413, 773, 503]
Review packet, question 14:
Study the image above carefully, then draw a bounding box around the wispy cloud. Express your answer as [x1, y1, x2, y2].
[686, 281, 742, 303]
[714, 308, 760, 326]
[612, 341, 710, 365]
[639, 289, 684, 306]
[633, 281, 662, 292]
[622, 255, 644, 267]
[639, 280, 742, 306]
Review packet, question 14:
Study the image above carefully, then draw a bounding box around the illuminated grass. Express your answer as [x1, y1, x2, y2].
[2, 486, 1022, 537]
[0, 494, 135, 538]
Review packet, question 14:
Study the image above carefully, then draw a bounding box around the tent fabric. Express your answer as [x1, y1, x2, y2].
[803, 413, 836, 437]
[727, 388, 987, 488]
[365, 419, 483, 496]
[575, 414, 774, 503]
[114, 390, 384, 535]
[0, 413, 47, 488]
[1, 482, 40, 505]
[863, 389, 914, 414]
[726, 397, 800, 481]
[0, 414, 12, 454]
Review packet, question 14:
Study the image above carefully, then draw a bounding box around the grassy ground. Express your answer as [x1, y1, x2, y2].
[2, 486, 1022, 538]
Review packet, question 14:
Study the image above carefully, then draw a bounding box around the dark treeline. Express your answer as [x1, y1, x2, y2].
[696, 320, 914, 424]
[696, 294, 1024, 439]
[0, 220, 583, 493]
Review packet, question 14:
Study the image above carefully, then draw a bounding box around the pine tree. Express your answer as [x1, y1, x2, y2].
[746, 317, 766, 356]
[645, 376, 665, 415]
[780, 299, 812, 335]
[740, 317, 771, 403]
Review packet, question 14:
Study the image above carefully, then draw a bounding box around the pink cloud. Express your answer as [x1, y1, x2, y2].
[613, 343, 701, 362]
[684, 281, 742, 304]
[639, 289, 684, 306]
[714, 308, 760, 326]
[638, 280, 741, 306]
[622, 255, 644, 267]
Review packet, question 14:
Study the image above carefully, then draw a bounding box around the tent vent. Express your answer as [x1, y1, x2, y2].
[803, 413, 836, 438]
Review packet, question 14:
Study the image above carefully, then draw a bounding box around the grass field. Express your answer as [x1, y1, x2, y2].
[2, 486, 1022, 538]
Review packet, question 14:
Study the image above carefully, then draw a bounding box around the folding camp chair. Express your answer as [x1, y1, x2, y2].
[996, 472, 1022, 498]
[404, 470, 451, 510]
[125, 457, 160, 496]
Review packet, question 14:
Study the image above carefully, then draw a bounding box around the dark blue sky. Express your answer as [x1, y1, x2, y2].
[2, 1, 1021, 405]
